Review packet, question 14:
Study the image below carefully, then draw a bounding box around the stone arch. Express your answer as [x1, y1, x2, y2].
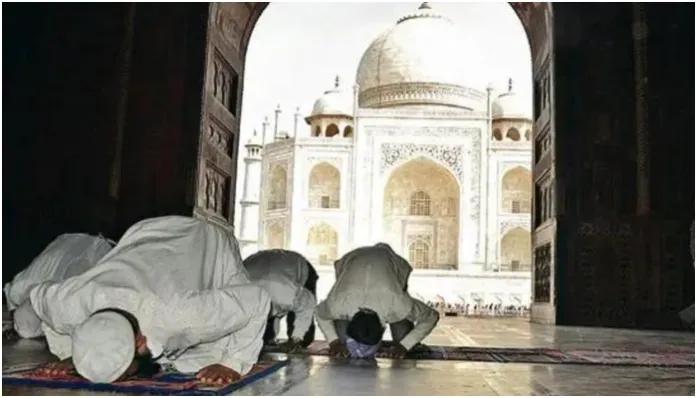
[384, 157, 459, 269]
[344, 125, 353, 137]
[265, 221, 285, 249]
[307, 222, 338, 265]
[326, 123, 339, 137]
[524, 129, 531, 141]
[506, 127, 520, 141]
[493, 128, 503, 141]
[501, 166, 531, 213]
[267, 165, 287, 210]
[313, 125, 321, 137]
[500, 227, 531, 271]
[308, 162, 340, 208]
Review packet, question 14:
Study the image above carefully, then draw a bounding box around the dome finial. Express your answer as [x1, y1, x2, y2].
[508, 78, 513, 92]
[419, 2, 431, 10]
[334, 75, 341, 88]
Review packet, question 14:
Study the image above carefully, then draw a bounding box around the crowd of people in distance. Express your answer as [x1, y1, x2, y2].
[425, 301, 529, 318]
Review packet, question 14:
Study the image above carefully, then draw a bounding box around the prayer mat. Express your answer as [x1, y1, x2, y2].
[2, 359, 288, 395]
[263, 341, 694, 368]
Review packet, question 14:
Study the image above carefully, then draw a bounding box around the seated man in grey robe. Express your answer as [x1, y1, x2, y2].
[316, 243, 439, 359]
[27, 216, 270, 385]
[4, 233, 114, 338]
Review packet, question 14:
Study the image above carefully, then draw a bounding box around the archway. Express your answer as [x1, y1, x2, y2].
[383, 158, 459, 269]
[267, 165, 287, 210]
[308, 162, 340, 208]
[501, 166, 531, 213]
[307, 223, 338, 265]
[325, 123, 339, 137]
[500, 227, 531, 271]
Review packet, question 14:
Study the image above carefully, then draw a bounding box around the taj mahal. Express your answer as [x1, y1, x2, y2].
[237, 3, 533, 308]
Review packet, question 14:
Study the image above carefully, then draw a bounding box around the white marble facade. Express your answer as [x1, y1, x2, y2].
[239, 3, 533, 307]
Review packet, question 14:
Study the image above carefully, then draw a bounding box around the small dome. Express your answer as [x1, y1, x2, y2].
[309, 76, 353, 118]
[356, 3, 485, 109]
[492, 79, 531, 120]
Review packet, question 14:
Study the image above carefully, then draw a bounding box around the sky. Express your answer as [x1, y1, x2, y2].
[234, 2, 532, 233]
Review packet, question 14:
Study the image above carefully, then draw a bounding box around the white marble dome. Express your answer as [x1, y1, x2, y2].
[492, 80, 531, 120]
[356, 3, 485, 109]
[309, 77, 353, 118]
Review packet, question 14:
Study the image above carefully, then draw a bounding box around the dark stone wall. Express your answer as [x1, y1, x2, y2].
[116, 4, 208, 234]
[553, 3, 694, 328]
[4, 4, 130, 283]
[3, 4, 210, 283]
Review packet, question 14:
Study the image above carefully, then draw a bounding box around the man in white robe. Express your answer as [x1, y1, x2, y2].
[4, 233, 114, 338]
[28, 216, 270, 385]
[316, 243, 439, 359]
[244, 249, 318, 350]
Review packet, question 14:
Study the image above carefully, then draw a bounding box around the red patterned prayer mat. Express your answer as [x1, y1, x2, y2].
[263, 341, 694, 368]
[2, 360, 288, 395]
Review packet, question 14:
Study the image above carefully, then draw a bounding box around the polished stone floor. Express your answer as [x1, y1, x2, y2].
[3, 317, 694, 395]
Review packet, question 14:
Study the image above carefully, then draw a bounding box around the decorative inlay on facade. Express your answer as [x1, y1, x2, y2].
[359, 82, 486, 109]
[372, 125, 482, 257]
[381, 143, 465, 179]
[500, 220, 531, 235]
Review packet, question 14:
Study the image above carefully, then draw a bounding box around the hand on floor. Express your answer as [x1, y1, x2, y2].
[382, 343, 408, 359]
[196, 364, 241, 386]
[34, 358, 76, 377]
[329, 339, 349, 358]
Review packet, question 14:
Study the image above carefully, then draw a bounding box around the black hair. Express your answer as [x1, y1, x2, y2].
[92, 308, 161, 378]
[347, 308, 384, 346]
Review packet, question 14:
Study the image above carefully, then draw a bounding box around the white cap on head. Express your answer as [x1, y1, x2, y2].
[71, 311, 135, 383]
[14, 300, 43, 338]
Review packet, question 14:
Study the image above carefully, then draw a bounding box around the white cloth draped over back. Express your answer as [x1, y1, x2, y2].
[316, 243, 439, 350]
[244, 250, 317, 340]
[29, 216, 270, 375]
[4, 233, 113, 311]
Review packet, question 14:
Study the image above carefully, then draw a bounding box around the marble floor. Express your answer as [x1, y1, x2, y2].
[3, 317, 694, 395]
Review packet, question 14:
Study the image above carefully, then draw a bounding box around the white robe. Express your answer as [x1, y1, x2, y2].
[244, 250, 316, 340]
[29, 216, 270, 375]
[5, 233, 113, 338]
[315, 243, 439, 350]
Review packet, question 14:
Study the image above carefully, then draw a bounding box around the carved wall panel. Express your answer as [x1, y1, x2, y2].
[212, 51, 239, 115]
[200, 163, 231, 219]
[207, 116, 233, 157]
[214, 3, 251, 54]
[534, 243, 551, 302]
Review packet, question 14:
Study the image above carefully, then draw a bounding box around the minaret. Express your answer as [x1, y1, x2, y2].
[261, 116, 270, 146]
[274, 104, 282, 140]
[239, 129, 263, 258]
[293, 106, 300, 138]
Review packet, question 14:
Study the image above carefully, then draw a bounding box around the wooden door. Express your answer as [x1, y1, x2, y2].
[193, 3, 262, 229]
